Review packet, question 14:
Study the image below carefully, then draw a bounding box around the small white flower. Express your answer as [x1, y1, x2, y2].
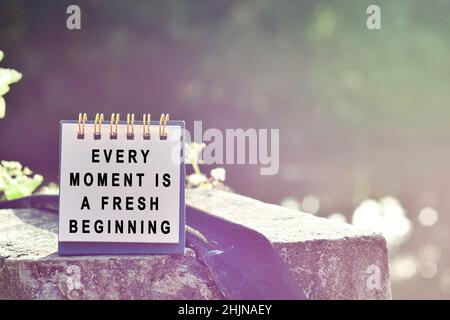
[187, 173, 208, 186]
[210, 167, 226, 182]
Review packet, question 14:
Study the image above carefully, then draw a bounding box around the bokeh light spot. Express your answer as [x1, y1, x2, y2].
[418, 207, 438, 227]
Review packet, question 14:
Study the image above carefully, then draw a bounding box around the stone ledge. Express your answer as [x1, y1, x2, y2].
[186, 190, 392, 300]
[0, 209, 222, 300]
[0, 189, 391, 299]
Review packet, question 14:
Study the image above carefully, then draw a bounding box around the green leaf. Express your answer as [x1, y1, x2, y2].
[0, 68, 22, 85]
[0, 84, 10, 96]
[4, 188, 23, 200]
[9, 69, 22, 84]
[0, 97, 5, 119]
[2, 174, 43, 200]
[0, 50, 22, 120]
[0, 161, 44, 200]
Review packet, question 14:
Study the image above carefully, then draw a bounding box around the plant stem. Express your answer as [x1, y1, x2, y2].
[192, 161, 201, 175]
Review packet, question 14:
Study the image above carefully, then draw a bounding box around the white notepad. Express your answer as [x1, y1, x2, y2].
[58, 114, 185, 255]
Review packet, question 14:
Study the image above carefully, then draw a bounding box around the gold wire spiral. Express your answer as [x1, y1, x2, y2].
[159, 113, 169, 138]
[110, 113, 120, 138]
[143, 114, 151, 139]
[77, 113, 88, 138]
[93, 113, 104, 138]
[76, 113, 172, 139]
[127, 113, 135, 138]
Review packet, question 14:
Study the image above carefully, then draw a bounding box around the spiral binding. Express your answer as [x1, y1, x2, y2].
[93, 113, 104, 140]
[77, 113, 170, 140]
[110, 113, 120, 140]
[159, 113, 169, 140]
[143, 114, 151, 140]
[126, 113, 135, 140]
[77, 113, 88, 139]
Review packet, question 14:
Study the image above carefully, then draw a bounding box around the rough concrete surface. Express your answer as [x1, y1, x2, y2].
[0, 189, 391, 299]
[186, 189, 392, 300]
[0, 209, 222, 300]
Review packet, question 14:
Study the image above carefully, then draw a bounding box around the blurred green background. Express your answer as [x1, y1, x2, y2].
[1, 0, 450, 299]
